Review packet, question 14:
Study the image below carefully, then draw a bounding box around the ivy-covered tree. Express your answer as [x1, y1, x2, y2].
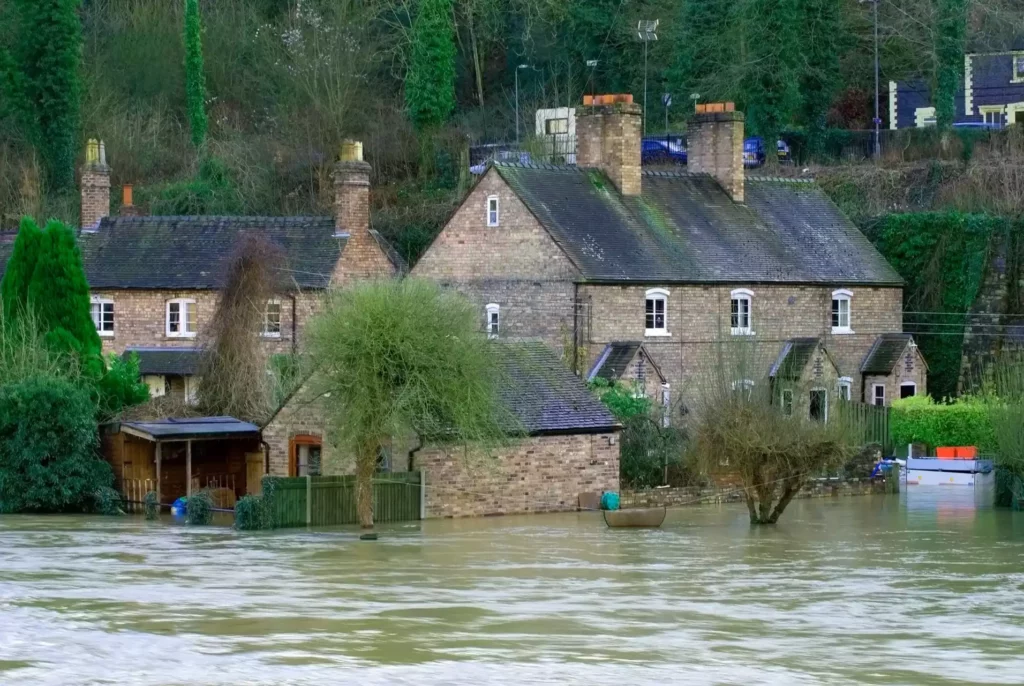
[405, 0, 457, 130]
[184, 0, 209, 147]
[0, 216, 44, 319]
[934, 0, 969, 130]
[27, 220, 102, 376]
[9, 0, 82, 191]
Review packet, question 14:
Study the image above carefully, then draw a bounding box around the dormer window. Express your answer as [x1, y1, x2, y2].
[487, 195, 499, 227]
[485, 303, 500, 338]
[1014, 54, 1024, 83]
[730, 289, 754, 335]
[645, 289, 669, 336]
[831, 289, 852, 334]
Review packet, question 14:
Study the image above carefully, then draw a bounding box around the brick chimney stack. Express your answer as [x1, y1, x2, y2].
[688, 103, 745, 203]
[333, 140, 371, 238]
[576, 94, 642, 196]
[81, 138, 110, 230]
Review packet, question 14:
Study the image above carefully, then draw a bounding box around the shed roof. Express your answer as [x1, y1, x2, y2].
[120, 416, 260, 441]
[491, 163, 901, 285]
[770, 338, 825, 381]
[497, 342, 620, 435]
[124, 347, 203, 376]
[586, 341, 665, 384]
[861, 333, 917, 375]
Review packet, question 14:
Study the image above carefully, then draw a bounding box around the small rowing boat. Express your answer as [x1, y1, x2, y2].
[603, 507, 666, 528]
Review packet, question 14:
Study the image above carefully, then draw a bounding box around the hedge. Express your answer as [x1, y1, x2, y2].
[889, 396, 995, 453]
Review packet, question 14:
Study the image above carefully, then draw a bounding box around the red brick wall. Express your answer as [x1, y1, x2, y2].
[414, 432, 620, 518]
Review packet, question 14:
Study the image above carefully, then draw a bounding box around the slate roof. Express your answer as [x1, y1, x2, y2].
[770, 338, 825, 381]
[492, 163, 901, 285]
[124, 347, 203, 376]
[120, 416, 260, 441]
[587, 342, 641, 382]
[861, 333, 916, 375]
[0, 217, 404, 289]
[496, 342, 620, 435]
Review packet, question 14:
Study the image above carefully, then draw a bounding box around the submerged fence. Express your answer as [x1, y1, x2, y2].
[836, 401, 892, 454]
[267, 472, 423, 528]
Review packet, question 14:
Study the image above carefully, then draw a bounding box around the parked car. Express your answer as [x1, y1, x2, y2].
[641, 137, 687, 165]
[742, 137, 791, 168]
[952, 121, 1005, 130]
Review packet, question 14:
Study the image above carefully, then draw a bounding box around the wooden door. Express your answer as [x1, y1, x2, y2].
[246, 453, 265, 495]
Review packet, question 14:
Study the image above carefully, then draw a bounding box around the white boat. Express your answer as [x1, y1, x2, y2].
[905, 457, 994, 487]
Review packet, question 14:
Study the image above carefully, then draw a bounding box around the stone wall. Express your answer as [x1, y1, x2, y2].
[579, 283, 903, 409]
[412, 168, 580, 347]
[865, 342, 928, 405]
[414, 432, 620, 518]
[93, 288, 322, 356]
[621, 477, 890, 508]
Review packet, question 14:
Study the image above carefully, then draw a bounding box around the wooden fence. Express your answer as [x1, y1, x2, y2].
[121, 478, 156, 513]
[268, 472, 423, 528]
[835, 401, 892, 453]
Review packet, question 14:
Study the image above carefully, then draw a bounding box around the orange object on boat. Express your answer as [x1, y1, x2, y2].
[936, 447, 956, 459]
[955, 446, 978, 458]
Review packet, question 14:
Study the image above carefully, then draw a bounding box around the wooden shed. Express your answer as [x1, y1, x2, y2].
[102, 417, 264, 509]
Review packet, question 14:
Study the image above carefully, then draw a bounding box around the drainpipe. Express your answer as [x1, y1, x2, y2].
[573, 283, 580, 375]
[290, 295, 298, 356]
[407, 435, 423, 473]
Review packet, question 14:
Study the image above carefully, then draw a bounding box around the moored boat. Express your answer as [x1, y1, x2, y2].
[603, 507, 666, 528]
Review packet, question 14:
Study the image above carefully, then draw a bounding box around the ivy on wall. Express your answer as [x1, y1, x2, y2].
[868, 212, 1012, 400]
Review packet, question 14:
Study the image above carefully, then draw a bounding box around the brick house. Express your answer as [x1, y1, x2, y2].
[0, 140, 401, 401]
[413, 99, 923, 412]
[263, 342, 621, 517]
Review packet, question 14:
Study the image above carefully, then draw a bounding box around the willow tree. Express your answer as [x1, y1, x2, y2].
[308, 279, 509, 528]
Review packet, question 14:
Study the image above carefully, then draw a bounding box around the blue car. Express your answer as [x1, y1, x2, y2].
[641, 137, 687, 164]
[742, 137, 791, 168]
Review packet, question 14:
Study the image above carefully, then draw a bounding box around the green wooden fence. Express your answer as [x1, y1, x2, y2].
[835, 401, 892, 453]
[268, 472, 422, 528]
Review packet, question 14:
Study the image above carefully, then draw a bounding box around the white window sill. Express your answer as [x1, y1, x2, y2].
[97, 331, 115, 338]
[645, 330, 671, 338]
[831, 327, 854, 335]
[730, 328, 755, 336]
[487, 222, 500, 228]
[261, 332, 282, 339]
[167, 333, 197, 339]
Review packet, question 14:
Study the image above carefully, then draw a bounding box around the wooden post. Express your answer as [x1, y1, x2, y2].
[419, 470, 426, 520]
[306, 473, 312, 526]
[155, 442, 162, 504]
[186, 440, 192, 497]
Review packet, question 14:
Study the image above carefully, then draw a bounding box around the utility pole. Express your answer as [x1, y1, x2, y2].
[637, 20, 659, 136]
[515, 63, 530, 146]
[861, 0, 881, 159]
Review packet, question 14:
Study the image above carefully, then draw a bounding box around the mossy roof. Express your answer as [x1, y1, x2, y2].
[493, 163, 902, 286]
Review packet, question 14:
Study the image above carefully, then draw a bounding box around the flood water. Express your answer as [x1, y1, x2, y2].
[3, 492, 1024, 685]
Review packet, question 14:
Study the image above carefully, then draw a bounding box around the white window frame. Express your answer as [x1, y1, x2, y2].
[900, 381, 917, 399]
[486, 195, 500, 227]
[262, 299, 282, 338]
[831, 289, 853, 334]
[781, 388, 793, 417]
[730, 288, 754, 336]
[872, 383, 886, 407]
[485, 303, 500, 339]
[731, 379, 755, 401]
[545, 118, 569, 135]
[809, 387, 829, 423]
[645, 288, 670, 337]
[166, 298, 197, 338]
[1013, 54, 1024, 83]
[90, 296, 115, 337]
[838, 377, 852, 402]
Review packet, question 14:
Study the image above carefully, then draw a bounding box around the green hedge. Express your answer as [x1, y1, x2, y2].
[889, 396, 995, 453]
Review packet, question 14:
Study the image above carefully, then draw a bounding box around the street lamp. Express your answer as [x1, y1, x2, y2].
[637, 20, 659, 136]
[515, 63, 531, 146]
[861, 0, 881, 159]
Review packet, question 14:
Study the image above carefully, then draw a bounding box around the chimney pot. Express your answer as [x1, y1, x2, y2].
[123, 184, 133, 207]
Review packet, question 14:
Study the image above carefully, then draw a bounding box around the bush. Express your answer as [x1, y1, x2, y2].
[619, 415, 686, 490]
[890, 395, 995, 452]
[143, 490, 160, 520]
[96, 352, 150, 419]
[92, 486, 124, 515]
[185, 490, 214, 525]
[0, 376, 113, 513]
[234, 494, 272, 531]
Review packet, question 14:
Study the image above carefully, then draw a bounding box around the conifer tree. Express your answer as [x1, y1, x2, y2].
[405, 0, 457, 130]
[184, 0, 209, 147]
[797, 0, 843, 152]
[1, 217, 44, 320]
[670, 0, 738, 105]
[27, 220, 102, 376]
[10, 0, 82, 191]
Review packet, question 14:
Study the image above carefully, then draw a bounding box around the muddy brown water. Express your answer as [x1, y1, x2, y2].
[2, 491, 1024, 685]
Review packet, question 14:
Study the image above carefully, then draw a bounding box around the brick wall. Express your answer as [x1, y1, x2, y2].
[93, 288, 322, 356]
[262, 379, 331, 476]
[864, 343, 928, 405]
[81, 166, 110, 229]
[414, 432, 620, 518]
[412, 168, 580, 348]
[579, 283, 904, 409]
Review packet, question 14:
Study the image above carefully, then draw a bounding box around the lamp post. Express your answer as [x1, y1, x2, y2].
[515, 63, 530, 146]
[861, 0, 881, 159]
[637, 20, 659, 136]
